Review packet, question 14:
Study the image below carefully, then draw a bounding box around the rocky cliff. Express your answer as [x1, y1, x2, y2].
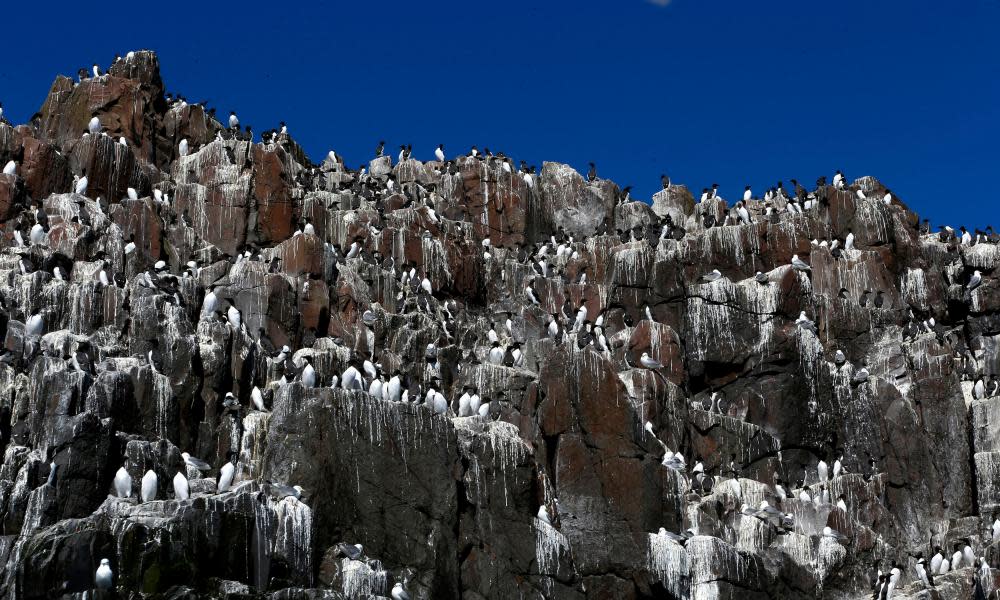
[0, 51, 997, 600]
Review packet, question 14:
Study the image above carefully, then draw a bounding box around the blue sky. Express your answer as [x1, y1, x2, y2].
[1, 1, 997, 227]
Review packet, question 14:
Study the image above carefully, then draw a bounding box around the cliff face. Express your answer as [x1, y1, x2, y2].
[0, 51, 997, 600]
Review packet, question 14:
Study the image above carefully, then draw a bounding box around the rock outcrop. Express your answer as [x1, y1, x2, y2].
[0, 51, 998, 600]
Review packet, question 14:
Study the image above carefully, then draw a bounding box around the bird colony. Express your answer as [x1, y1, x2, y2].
[0, 51, 998, 599]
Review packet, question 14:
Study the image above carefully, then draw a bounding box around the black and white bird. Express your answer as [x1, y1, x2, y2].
[391, 582, 411, 600]
[25, 312, 44, 337]
[791, 254, 811, 271]
[75, 170, 89, 195]
[735, 201, 751, 224]
[525, 283, 540, 306]
[229, 111, 239, 129]
[88, 116, 101, 135]
[852, 362, 870, 384]
[435, 144, 445, 162]
[173, 471, 190, 500]
[95, 558, 113, 590]
[915, 555, 934, 588]
[227, 301, 242, 331]
[640, 352, 663, 369]
[795, 311, 816, 333]
[218, 454, 236, 493]
[931, 547, 944, 575]
[113, 466, 132, 498]
[141, 469, 158, 502]
[301, 357, 316, 388]
[181, 452, 211, 472]
[968, 270, 983, 291]
[701, 269, 722, 283]
[488, 342, 505, 365]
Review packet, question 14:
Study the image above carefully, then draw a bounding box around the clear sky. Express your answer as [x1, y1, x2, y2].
[1, 1, 997, 228]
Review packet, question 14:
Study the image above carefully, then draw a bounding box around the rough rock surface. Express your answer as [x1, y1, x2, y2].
[0, 52, 998, 600]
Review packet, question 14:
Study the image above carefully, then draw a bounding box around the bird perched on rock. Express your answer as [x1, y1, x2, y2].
[141, 470, 158, 502]
[218, 453, 236, 493]
[791, 254, 811, 271]
[113, 466, 132, 498]
[95, 558, 113, 590]
[391, 582, 411, 600]
[701, 269, 722, 283]
[173, 471, 190, 500]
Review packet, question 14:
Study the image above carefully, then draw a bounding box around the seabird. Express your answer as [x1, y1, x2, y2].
[179, 138, 189, 157]
[743, 185, 752, 201]
[173, 471, 190, 500]
[968, 270, 983, 291]
[25, 312, 44, 337]
[2, 160, 15, 175]
[141, 469, 158, 502]
[181, 452, 211, 471]
[218, 454, 236, 492]
[29, 221, 46, 245]
[95, 559, 113, 590]
[435, 144, 445, 162]
[301, 357, 316, 388]
[227, 302, 242, 330]
[822, 526, 848, 544]
[640, 352, 663, 369]
[736, 201, 750, 224]
[537, 505, 551, 525]
[525, 284, 540, 306]
[387, 373, 402, 402]
[113, 466, 132, 498]
[488, 342, 504, 364]
[795, 311, 816, 333]
[701, 269, 723, 283]
[791, 254, 811, 271]
[963, 544, 976, 567]
[547, 314, 559, 339]
[931, 547, 944, 574]
[75, 171, 89, 195]
[88, 116, 101, 135]
[915, 556, 934, 588]
[229, 111, 239, 129]
[391, 582, 411, 600]
[202, 287, 218, 316]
